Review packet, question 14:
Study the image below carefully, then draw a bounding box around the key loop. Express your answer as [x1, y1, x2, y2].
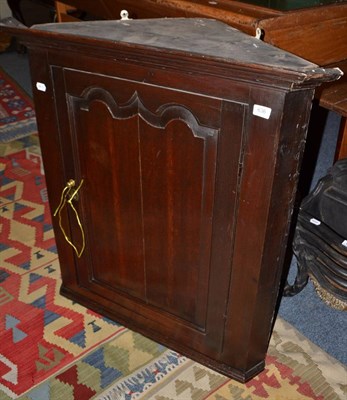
[54, 179, 85, 258]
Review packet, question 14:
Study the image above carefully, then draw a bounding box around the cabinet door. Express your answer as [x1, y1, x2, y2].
[52, 67, 246, 356]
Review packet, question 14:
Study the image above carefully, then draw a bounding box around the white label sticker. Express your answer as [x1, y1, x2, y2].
[342, 240, 347, 248]
[253, 104, 272, 119]
[310, 218, 321, 226]
[36, 82, 47, 92]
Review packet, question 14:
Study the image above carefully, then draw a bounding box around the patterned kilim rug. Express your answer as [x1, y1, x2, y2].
[0, 68, 37, 143]
[1, 135, 346, 400]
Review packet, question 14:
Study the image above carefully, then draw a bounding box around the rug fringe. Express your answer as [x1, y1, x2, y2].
[96, 350, 187, 400]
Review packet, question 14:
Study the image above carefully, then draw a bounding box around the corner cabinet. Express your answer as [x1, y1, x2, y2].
[2, 17, 341, 382]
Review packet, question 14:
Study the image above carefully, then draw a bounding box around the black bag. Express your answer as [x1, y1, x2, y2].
[284, 159, 347, 310]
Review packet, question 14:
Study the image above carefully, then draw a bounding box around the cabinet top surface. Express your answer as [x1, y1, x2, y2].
[32, 18, 317, 71]
[1, 17, 342, 83]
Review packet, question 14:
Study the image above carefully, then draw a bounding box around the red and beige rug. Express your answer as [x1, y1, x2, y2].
[1, 136, 346, 400]
[0, 68, 346, 400]
[0, 68, 37, 143]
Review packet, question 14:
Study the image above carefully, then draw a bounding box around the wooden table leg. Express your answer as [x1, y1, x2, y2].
[55, 1, 79, 22]
[335, 117, 347, 161]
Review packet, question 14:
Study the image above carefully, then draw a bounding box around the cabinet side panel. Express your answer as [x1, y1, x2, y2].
[247, 88, 315, 364]
[221, 87, 314, 377]
[221, 88, 286, 373]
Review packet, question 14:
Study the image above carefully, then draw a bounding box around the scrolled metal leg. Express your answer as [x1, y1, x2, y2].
[283, 259, 309, 297]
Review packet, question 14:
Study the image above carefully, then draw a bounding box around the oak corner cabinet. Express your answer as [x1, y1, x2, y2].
[2, 17, 341, 382]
